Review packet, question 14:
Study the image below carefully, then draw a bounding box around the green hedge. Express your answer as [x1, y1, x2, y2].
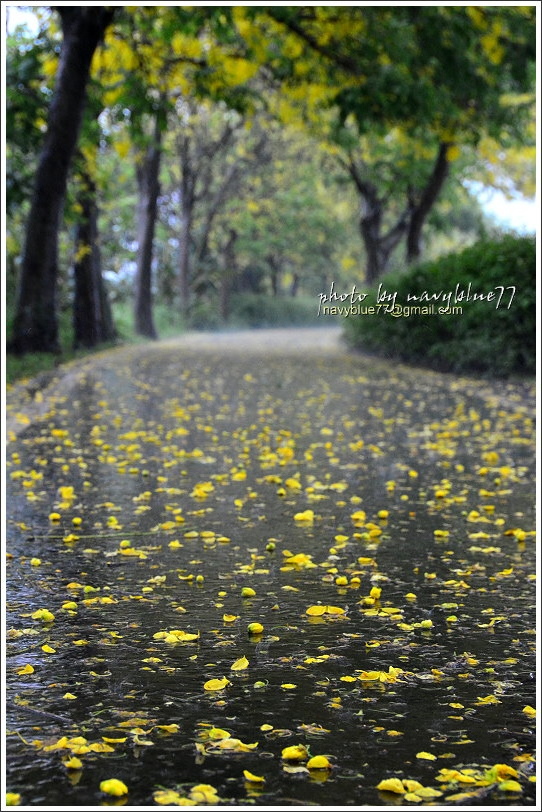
[343, 235, 535, 377]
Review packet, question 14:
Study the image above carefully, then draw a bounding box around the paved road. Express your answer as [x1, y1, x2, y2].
[5, 325, 537, 807]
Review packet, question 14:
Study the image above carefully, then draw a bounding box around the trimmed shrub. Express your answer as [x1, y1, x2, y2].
[343, 235, 535, 377]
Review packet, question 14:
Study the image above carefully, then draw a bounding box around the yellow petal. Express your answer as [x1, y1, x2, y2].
[207, 728, 230, 740]
[306, 605, 326, 616]
[498, 780, 522, 792]
[243, 769, 265, 783]
[376, 777, 406, 794]
[307, 755, 331, 770]
[231, 655, 249, 671]
[203, 677, 230, 691]
[416, 751, 437, 760]
[100, 778, 128, 796]
[282, 744, 309, 761]
[63, 756, 83, 770]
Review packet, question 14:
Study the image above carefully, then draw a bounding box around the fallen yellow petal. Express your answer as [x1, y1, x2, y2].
[376, 777, 406, 794]
[243, 770, 265, 783]
[231, 655, 249, 671]
[63, 756, 83, 770]
[306, 605, 326, 616]
[282, 744, 309, 761]
[100, 778, 128, 796]
[203, 677, 230, 691]
[307, 755, 331, 770]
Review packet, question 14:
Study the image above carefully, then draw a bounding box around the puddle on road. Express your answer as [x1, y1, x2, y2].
[5, 346, 536, 806]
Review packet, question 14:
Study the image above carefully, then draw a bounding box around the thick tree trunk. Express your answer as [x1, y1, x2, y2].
[134, 121, 162, 339]
[406, 142, 450, 264]
[359, 197, 385, 284]
[8, 7, 114, 355]
[359, 195, 409, 283]
[73, 175, 116, 348]
[72, 170, 116, 349]
[348, 163, 408, 283]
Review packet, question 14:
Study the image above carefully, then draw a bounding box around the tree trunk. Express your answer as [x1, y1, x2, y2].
[219, 228, 237, 323]
[178, 137, 196, 320]
[8, 7, 114, 355]
[348, 163, 408, 283]
[72, 170, 116, 349]
[179, 209, 193, 319]
[406, 142, 450, 264]
[359, 196, 384, 284]
[134, 120, 162, 339]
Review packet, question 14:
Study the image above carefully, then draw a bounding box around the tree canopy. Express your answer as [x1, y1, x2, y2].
[5, 3, 536, 353]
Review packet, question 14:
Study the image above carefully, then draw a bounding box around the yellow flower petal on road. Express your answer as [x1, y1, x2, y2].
[63, 756, 83, 770]
[231, 655, 249, 671]
[416, 787, 443, 798]
[282, 744, 309, 761]
[307, 755, 331, 769]
[498, 780, 522, 792]
[376, 778, 406, 794]
[402, 780, 424, 792]
[243, 769, 265, 783]
[100, 778, 128, 796]
[294, 509, 314, 522]
[154, 789, 190, 805]
[416, 751, 437, 760]
[522, 705, 536, 717]
[31, 609, 55, 622]
[189, 784, 220, 804]
[247, 622, 264, 634]
[203, 677, 230, 691]
[223, 614, 239, 622]
[17, 664, 34, 675]
[326, 605, 345, 615]
[306, 605, 326, 616]
[211, 738, 258, 752]
[63, 693, 77, 700]
[207, 728, 230, 740]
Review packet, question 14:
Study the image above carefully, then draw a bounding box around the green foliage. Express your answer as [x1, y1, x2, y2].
[229, 294, 325, 328]
[5, 307, 111, 386]
[112, 301, 185, 340]
[343, 235, 535, 377]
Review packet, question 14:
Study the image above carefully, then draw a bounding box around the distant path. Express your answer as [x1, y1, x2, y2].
[5, 328, 344, 437]
[5, 325, 535, 438]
